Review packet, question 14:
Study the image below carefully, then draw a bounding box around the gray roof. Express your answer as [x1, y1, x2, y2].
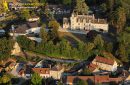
[10, 21, 40, 33]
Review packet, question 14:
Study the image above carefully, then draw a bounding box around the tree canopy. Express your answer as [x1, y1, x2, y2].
[74, 0, 89, 14]
[31, 73, 42, 85]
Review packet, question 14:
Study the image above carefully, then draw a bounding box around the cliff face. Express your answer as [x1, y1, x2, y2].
[11, 42, 21, 55]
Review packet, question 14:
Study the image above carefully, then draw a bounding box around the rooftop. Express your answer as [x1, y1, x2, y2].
[88, 63, 98, 72]
[10, 21, 40, 33]
[67, 75, 122, 84]
[94, 56, 115, 65]
[72, 13, 107, 24]
[51, 65, 63, 71]
[32, 68, 50, 74]
[67, 75, 109, 84]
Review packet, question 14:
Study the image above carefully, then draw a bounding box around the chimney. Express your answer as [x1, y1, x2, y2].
[93, 14, 95, 20]
[49, 64, 51, 69]
[98, 18, 99, 22]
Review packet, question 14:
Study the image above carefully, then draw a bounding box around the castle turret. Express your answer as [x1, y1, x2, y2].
[63, 18, 70, 29]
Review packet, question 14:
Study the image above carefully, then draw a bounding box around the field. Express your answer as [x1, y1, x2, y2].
[58, 32, 87, 44]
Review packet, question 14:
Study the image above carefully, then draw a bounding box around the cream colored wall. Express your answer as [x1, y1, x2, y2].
[50, 68, 64, 79]
[92, 59, 117, 71]
[64, 14, 108, 32]
[92, 23, 108, 32]
[63, 23, 70, 29]
[40, 74, 50, 78]
[112, 61, 118, 71]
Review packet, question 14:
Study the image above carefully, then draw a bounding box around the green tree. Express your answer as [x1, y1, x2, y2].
[59, 39, 72, 57]
[63, 0, 72, 5]
[75, 0, 89, 14]
[48, 20, 60, 41]
[100, 3, 107, 12]
[19, 9, 30, 20]
[85, 42, 95, 52]
[106, 0, 114, 12]
[93, 34, 104, 50]
[40, 24, 48, 42]
[0, 74, 11, 85]
[48, 20, 60, 30]
[81, 69, 92, 76]
[40, 0, 46, 3]
[57, 81, 63, 85]
[116, 44, 129, 62]
[76, 79, 88, 85]
[31, 73, 42, 85]
[16, 36, 35, 50]
[28, 0, 39, 3]
[110, 7, 126, 33]
[0, 38, 14, 60]
[105, 42, 113, 53]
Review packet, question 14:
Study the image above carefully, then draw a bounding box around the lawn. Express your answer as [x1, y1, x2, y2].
[58, 32, 87, 44]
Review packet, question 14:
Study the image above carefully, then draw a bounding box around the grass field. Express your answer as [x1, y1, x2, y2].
[58, 32, 87, 44]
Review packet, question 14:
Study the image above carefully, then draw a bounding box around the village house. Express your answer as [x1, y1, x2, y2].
[9, 21, 42, 42]
[87, 63, 99, 73]
[5, 61, 17, 71]
[92, 56, 118, 72]
[32, 68, 50, 78]
[63, 13, 108, 32]
[50, 65, 64, 79]
[66, 75, 123, 85]
[10, 21, 41, 36]
[23, 63, 64, 79]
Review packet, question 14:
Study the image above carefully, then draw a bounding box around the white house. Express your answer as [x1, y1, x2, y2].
[63, 13, 108, 32]
[92, 56, 118, 72]
[10, 22, 41, 36]
[9, 22, 42, 42]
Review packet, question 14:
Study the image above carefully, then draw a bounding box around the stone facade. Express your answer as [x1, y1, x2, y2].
[63, 13, 108, 32]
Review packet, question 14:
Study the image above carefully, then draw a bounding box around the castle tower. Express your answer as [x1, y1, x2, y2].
[63, 18, 70, 29]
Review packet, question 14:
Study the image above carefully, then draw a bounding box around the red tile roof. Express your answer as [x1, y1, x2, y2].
[88, 63, 98, 72]
[94, 75, 109, 83]
[94, 56, 114, 65]
[32, 68, 50, 74]
[67, 75, 109, 84]
[109, 77, 123, 83]
[67, 75, 123, 84]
